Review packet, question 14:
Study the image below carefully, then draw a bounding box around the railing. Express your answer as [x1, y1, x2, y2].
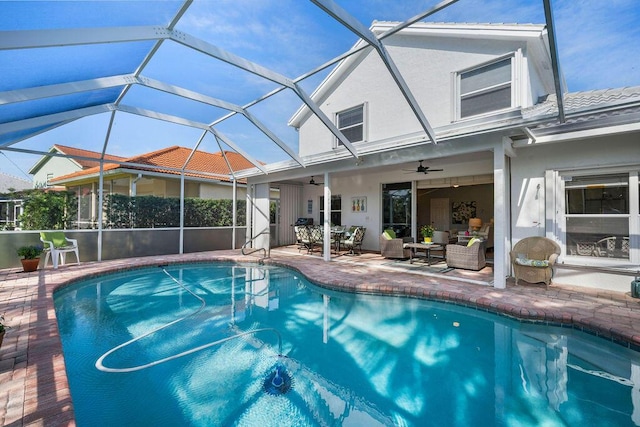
[242, 229, 270, 261]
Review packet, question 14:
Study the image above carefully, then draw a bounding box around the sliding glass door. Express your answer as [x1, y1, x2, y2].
[382, 182, 412, 238]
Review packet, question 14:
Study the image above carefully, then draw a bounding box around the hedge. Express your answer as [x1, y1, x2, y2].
[105, 194, 246, 228]
[2, 190, 245, 230]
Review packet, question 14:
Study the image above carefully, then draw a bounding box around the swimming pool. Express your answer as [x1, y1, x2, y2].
[54, 262, 640, 426]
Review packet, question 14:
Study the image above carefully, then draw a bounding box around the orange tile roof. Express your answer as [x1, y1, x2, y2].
[51, 146, 257, 184]
[53, 144, 126, 169]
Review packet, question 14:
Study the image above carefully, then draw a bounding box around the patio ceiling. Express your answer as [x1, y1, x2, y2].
[0, 0, 563, 182]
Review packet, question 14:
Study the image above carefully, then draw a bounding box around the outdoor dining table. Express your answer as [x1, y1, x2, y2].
[331, 227, 346, 253]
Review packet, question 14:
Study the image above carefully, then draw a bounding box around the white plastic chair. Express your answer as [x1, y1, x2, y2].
[40, 231, 80, 269]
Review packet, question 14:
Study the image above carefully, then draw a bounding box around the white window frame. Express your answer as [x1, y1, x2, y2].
[454, 53, 517, 120]
[320, 194, 342, 226]
[335, 104, 366, 147]
[550, 168, 640, 267]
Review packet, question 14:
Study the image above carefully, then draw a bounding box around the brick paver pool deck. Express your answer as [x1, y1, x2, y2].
[2, 248, 640, 426]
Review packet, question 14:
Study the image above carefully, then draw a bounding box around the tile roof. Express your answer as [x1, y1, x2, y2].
[523, 86, 640, 120]
[53, 144, 127, 169]
[50, 146, 256, 184]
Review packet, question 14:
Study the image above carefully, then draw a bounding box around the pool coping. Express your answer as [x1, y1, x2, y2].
[2, 248, 640, 425]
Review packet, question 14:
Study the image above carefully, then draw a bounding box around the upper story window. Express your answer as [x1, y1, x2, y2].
[458, 57, 512, 119]
[336, 104, 364, 145]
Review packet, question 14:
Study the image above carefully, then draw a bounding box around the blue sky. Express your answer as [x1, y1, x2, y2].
[1, 0, 639, 182]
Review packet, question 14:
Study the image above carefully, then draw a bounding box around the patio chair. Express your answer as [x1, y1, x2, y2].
[343, 227, 366, 255]
[306, 225, 332, 253]
[510, 236, 560, 288]
[380, 229, 413, 259]
[477, 224, 493, 249]
[594, 236, 616, 257]
[431, 230, 450, 260]
[294, 226, 311, 253]
[445, 238, 486, 271]
[40, 231, 80, 269]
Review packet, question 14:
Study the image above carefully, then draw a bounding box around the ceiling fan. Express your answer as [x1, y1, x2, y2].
[404, 160, 443, 174]
[309, 176, 323, 185]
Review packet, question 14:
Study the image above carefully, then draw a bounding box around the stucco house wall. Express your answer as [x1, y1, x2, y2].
[200, 183, 247, 200]
[31, 155, 82, 188]
[298, 27, 550, 157]
[510, 132, 640, 291]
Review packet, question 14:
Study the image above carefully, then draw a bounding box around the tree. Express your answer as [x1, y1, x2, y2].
[19, 190, 77, 230]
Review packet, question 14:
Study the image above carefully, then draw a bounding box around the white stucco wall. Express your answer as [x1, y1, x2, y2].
[510, 132, 640, 292]
[299, 35, 540, 157]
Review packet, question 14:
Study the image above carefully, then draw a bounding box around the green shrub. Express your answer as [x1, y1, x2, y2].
[15, 190, 77, 230]
[17, 245, 44, 259]
[104, 195, 245, 228]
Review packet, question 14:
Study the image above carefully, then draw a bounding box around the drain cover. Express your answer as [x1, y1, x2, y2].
[263, 365, 293, 395]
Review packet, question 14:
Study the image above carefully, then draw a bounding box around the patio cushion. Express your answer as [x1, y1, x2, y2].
[466, 237, 482, 247]
[514, 257, 549, 268]
[42, 231, 68, 248]
[382, 229, 396, 240]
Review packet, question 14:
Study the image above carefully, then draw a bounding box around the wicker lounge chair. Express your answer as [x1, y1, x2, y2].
[445, 238, 486, 271]
[510, 236, 561, 287]
[380, 229, 413, 259]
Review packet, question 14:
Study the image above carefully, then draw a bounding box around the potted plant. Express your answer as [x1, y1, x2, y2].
[17, 245, 43, 272]
[420, 224, 435, 243]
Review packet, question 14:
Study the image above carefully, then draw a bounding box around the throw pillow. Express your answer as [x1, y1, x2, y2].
[466, 237, 483, 247]
[514, 257, 549, 267]
[382, 229, 396, 240]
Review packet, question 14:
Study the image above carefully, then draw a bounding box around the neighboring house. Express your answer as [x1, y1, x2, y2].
[0, 172, 31, 229]
[0, 171, 31, 193]
[49, 145, 256, 228]
[29, 144, 126, 188]
[247, 22, 640, 292]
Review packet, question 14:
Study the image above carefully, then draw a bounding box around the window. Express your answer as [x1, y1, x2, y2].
[564, 174, 630, 259]
[320, 195, 341, 226]
[336, 105, 364, 145]
[458, 57, 512, 119]
[72, 184, 95, 229]
[382, 182, 412, 238]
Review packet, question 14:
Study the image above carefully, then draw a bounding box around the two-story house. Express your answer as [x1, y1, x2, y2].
[29, 144, 126, 189]
[246, 22, 640, 292]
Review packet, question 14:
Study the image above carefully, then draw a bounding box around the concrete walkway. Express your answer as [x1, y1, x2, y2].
[1, 248, 640, 426]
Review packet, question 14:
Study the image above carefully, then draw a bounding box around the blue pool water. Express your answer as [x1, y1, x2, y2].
[54, 263, 640, 426]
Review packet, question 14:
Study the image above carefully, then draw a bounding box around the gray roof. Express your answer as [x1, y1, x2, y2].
[0, 172, 31, 193]
[524, 86, 640, 120]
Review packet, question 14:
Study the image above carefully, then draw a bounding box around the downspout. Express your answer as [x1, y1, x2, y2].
[131, 173, 143, 196]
